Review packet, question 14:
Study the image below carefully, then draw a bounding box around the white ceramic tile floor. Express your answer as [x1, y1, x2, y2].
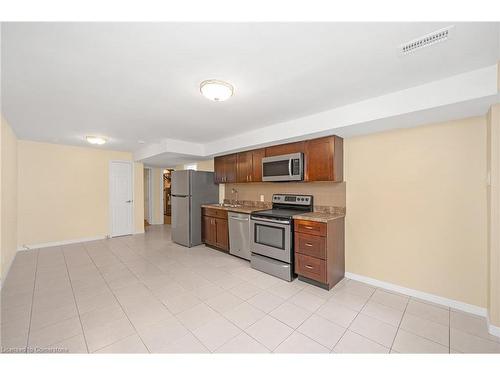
[2, 225, 499, 353]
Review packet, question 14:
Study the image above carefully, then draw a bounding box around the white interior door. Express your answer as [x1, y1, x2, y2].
[110, 161, 133, 237]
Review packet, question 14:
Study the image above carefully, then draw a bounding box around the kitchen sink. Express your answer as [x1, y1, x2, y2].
[212, 203, 242, 208]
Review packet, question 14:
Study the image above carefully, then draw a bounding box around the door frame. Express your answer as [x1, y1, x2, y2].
[159, 168, 165, 224]
[109, 160, 134, 237]
[144, 166, 153, 225]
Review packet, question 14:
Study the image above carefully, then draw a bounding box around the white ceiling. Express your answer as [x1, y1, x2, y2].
[2, 22, 499, 165]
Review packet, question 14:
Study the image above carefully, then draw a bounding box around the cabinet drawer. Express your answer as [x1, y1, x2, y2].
[295, 232, 326, 259]
[295, 254, 326, 283]
[294, 220, 327, 236]
[203, 207, 228, 220]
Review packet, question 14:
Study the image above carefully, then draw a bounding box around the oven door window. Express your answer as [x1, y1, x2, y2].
[254, 223, 285, 250]
[263, 160, 290, 177]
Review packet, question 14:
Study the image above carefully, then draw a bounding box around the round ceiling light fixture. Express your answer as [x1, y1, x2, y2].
[86, 136, 107, 145]
[200, 79, 234, 102]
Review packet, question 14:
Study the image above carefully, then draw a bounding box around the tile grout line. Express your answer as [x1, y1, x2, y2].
[243, 285, 320, 352]
[328, 281, 377, 353]
[123, 239, 260, 353]
[397, 310, 451, 349]
[260, 280, 352, 352]
[119, 240, 213, 353]
[82, 241, 151, 353]
[96, 237, 213, 353]
[388, 294, 410, 352]
[61, 246, 90, 353]
[25, 249, 40, 352]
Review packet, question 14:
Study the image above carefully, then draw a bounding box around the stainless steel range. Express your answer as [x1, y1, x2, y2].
[250, 194, 313, 281]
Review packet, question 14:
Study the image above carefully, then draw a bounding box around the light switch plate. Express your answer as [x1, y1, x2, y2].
[260, 194, 264, 202]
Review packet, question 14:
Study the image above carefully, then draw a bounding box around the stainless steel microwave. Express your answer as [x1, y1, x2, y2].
[262, 152, 304, 182]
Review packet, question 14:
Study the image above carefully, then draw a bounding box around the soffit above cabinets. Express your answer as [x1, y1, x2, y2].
[2, 22, 499, 166]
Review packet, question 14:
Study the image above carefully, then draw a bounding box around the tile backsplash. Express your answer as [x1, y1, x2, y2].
[223, 181, 346, 207]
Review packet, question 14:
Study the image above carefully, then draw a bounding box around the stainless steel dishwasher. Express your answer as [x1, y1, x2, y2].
[228, 212, 251, 260]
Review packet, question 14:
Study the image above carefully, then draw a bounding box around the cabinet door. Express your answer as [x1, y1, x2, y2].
[214, 156, 225, 184]
[237, 151, 252, 183]
[224, 154, 237, 183]
[215, 218, 229, 251]
[265, 141, 305, 157]
[202, 216, 215, 245]
[250, 149, 265, 182]
[305, 136, 334, 181]
[305, 136, 343, 182]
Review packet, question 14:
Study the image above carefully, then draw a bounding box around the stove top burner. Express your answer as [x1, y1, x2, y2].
[251, 208, 308, 220]
[251, 194, 313, 220]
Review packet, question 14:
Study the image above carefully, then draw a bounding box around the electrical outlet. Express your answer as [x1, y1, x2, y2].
[260, 195, 265, 202]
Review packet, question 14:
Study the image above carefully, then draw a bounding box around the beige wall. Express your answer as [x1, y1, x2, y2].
[224, 181, 346, 207]
[487, 103, 500, 326]
[1, 117, 18, 282]
[151, 167, 164, 224]
[17, 141, 144, 247]
[345, 116, 488, 308]
[134, 162, 145, 233]
[174, 159, 214, 172]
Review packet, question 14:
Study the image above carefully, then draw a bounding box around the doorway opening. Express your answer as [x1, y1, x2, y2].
[163, 169, 174, 224]
[144, 167, 152, 227]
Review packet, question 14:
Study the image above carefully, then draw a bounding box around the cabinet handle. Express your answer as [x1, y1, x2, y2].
[304, 226, 314, 230]
[305, 243, 313, 247]
[305, 265, 313, 269]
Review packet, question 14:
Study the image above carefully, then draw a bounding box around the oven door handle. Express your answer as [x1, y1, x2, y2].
[251, 216, 291, 225]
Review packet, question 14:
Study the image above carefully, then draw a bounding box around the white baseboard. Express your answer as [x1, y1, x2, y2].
[17, 235, 107, 251]
[487, 316, 500, 337]
[345, 272, 500, 337]
[345, 272, 488, 317]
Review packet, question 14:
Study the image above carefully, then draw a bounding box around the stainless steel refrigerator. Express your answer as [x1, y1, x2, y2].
[171, 170, 219, 247]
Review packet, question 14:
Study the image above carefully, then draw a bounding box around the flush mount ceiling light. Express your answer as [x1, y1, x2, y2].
[86, 136, 107, 145]
[200, 79, 234, 102]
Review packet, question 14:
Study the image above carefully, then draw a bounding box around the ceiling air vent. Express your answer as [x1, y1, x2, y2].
[400, 26, 454, 55]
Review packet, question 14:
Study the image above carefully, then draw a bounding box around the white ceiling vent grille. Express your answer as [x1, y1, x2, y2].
[400, 26, 454, 55]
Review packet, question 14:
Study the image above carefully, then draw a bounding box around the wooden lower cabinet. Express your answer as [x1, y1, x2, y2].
[202, 207, 229, 252]
[294, 218, 344, 289]
[215, 218, 229, 250]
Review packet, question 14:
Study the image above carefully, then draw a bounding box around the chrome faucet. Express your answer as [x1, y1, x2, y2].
[231, 188, 238, 204]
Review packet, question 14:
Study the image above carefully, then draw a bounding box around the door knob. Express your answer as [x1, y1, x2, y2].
[126, 200, 132, 203]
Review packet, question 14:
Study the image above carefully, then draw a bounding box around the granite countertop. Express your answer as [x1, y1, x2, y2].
[202, 201, 345, 221]
[201, 203, 264, 214]
[292, 211, 345, 223]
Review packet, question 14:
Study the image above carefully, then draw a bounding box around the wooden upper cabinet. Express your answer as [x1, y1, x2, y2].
[214, 154, 237, 184]
[215, 136, 343, 184]
[305, 136, 343, 182]
[237, 148, 265, 183]
[250, 148, 265, 182]
[224, 154, 237, 183]
[214, 156, 225, 183]
[265, 141, 305, 157]
[236, 151, 252, 183]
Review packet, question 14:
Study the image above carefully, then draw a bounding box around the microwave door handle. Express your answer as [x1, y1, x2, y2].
[288, 158, 292, 177]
